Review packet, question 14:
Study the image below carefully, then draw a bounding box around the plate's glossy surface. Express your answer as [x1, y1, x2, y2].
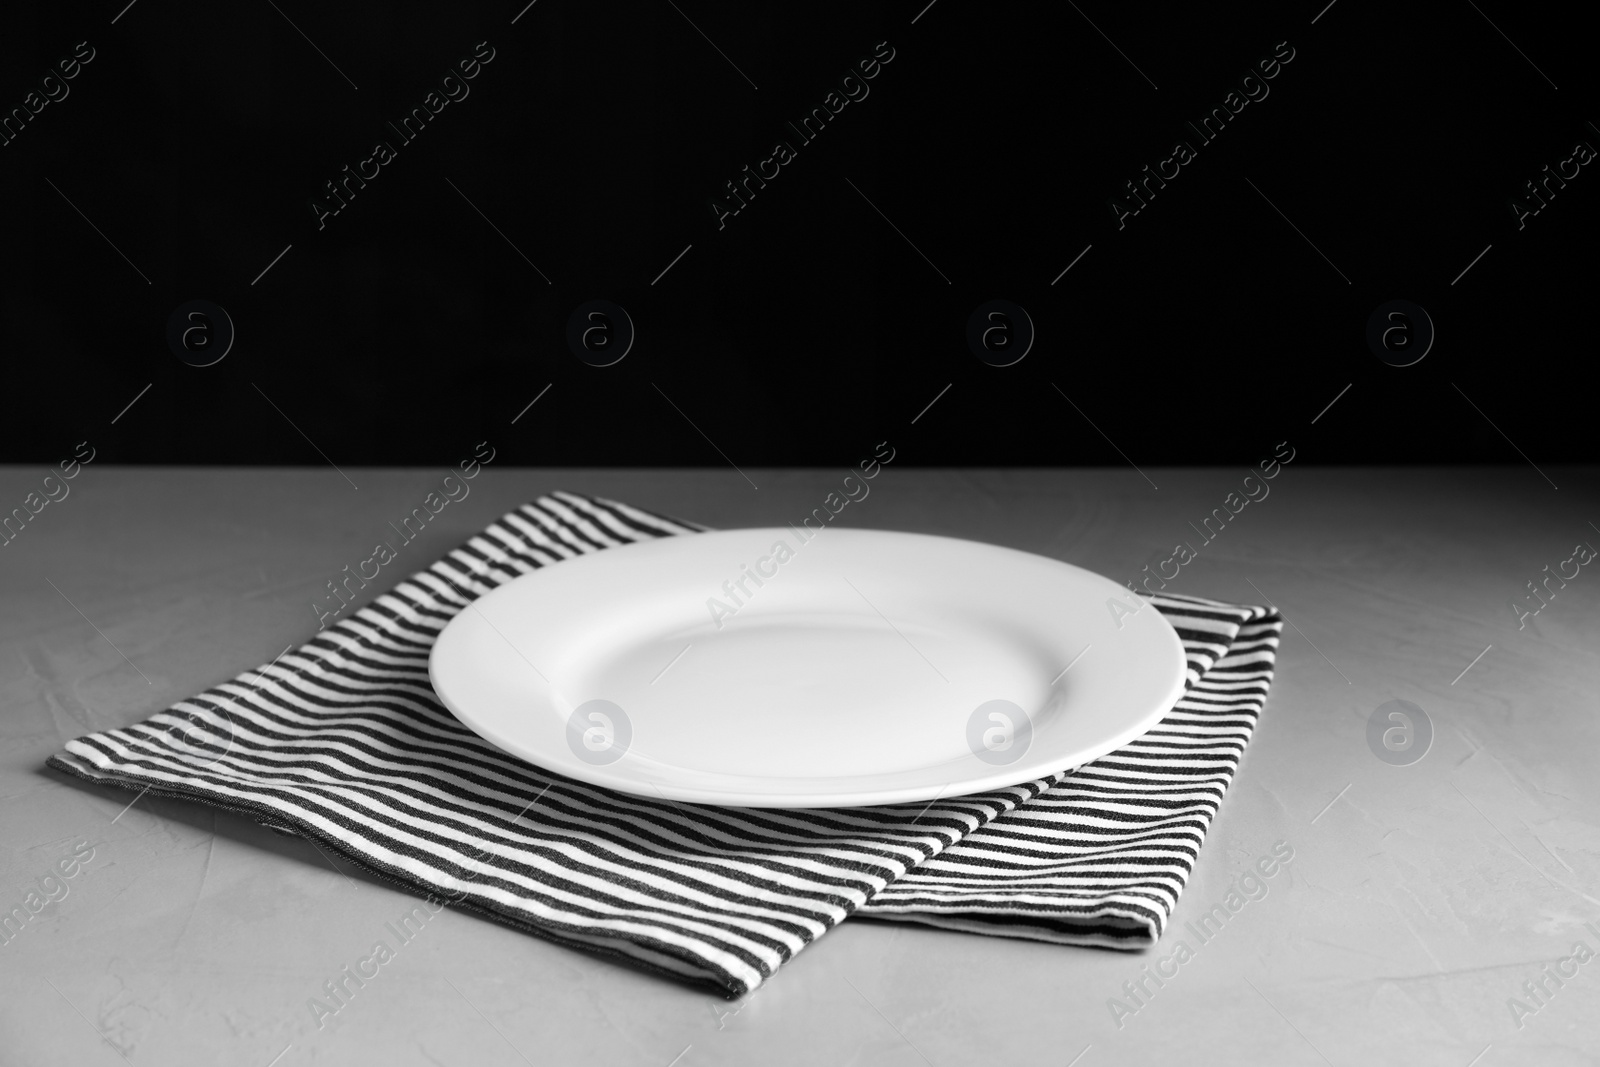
[430, 528, 1186, 807]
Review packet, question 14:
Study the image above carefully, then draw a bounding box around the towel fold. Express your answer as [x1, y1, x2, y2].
[48, 492, 1282, 996]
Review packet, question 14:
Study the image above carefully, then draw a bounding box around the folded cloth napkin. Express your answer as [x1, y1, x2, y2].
[49, 492, 1283, 996]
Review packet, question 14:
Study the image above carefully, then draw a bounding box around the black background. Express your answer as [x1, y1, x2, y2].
[1, 1, 1593, 467]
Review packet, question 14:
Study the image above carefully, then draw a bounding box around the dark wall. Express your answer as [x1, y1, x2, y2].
[1, 1, 1593, 468]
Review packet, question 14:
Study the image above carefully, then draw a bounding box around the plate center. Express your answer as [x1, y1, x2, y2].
[558, 610, 1055, 779]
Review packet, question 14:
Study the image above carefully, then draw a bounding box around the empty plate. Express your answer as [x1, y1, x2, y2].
[429, 528, 1186, 807]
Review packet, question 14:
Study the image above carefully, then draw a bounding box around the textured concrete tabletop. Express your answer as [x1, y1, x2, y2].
[3, 466, 1598, 1067]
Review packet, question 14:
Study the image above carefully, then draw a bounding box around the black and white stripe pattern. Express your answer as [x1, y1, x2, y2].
[49, 494, 1281, 996]
[856, 595, 1282, 946]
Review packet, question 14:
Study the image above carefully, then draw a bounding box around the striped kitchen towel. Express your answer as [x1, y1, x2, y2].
[48, 493, 1282, 996]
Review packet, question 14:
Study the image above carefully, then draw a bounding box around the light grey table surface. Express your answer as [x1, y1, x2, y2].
[2, 466, 1598, 1067]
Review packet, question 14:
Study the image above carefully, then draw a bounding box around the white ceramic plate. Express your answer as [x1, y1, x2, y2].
[429, 528, 1186, 807]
